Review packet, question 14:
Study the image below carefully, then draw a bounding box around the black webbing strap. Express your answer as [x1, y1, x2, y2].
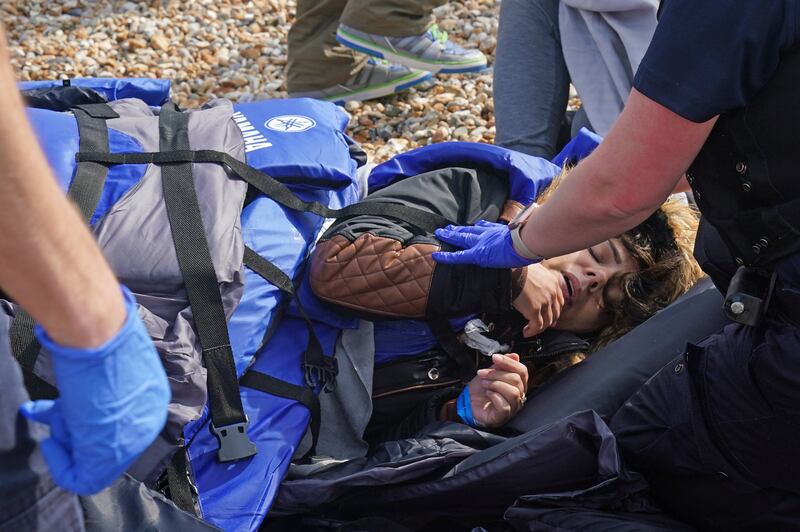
[75, 150, 452, 233]
[165, 448, 197, 515]
[9, 309, 58, 399]
[68, 103, 118, 222]
[242, 246, 336, 391]
[240, 369, 321, 457]
[9, 103, 118, 401]
[429, 317, 477, 381]
[9, 310, 39, 378]
[158, 103, 256, 463]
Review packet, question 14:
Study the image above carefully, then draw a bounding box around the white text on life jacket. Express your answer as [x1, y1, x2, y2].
[232, 112, 273, 152]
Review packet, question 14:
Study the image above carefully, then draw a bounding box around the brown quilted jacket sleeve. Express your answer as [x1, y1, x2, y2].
[311, 233, 438, 318]
[309, 167, 527, 320]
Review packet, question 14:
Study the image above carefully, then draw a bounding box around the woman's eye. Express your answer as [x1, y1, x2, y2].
[589, 246, 608, 264]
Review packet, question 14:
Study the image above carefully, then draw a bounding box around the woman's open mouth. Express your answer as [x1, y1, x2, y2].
[562, 271, 580, 303]
[561, 273, 573, 304]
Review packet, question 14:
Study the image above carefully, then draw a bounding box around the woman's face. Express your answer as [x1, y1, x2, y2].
[540, 238, 640, 333]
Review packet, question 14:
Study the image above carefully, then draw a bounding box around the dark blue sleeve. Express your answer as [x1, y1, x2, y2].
[634, 0, 800, 122]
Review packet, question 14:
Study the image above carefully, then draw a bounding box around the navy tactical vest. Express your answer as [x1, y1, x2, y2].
[688, 45, 800, 282]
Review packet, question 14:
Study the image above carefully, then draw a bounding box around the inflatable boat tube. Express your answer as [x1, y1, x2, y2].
[19, 77, 171, 106]
[456, 277, 728, 474]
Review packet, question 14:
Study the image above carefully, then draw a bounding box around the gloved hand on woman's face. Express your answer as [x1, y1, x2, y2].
[433, 220, 537, 269]
[20, 285, 170, 495]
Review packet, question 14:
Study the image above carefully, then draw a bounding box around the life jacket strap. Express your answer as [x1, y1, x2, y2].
[10, 102, 118, 401]
[158, 103, 256, 463]
[240, 369, 321, 459]
[76, 149, 454, 234]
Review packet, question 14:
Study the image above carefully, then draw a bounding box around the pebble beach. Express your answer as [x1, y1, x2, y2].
[3, 0, 514, 162]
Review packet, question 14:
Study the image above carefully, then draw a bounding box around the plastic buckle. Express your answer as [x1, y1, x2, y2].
[211, 418, 257, 463]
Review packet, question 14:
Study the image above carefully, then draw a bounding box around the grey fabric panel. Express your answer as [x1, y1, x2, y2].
[559, 0, 659, 136]
[97, 99, 246, 308]
[100, 98, 163, 151]
[315, 320, 375, 460]
[31, 98, 248, 483]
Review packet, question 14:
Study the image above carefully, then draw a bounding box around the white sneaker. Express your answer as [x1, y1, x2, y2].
[336, 23, 487, 74]
[289, 58, 432, 104]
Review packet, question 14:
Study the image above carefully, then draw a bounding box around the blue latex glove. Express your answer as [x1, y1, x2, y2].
[19, 286, 170, 495]
[433, 220, 539, 268]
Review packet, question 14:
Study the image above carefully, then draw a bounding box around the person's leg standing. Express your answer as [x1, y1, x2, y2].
[339, 0, 447, 37]
[494, 0, 570, 159]
[287, 0, 366, 94]
[288, 0, 434, 102]
[0, 314, 83, 532]
[336, 0, 487, 74]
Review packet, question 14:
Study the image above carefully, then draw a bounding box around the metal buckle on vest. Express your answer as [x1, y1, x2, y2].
[211, 418, 258, 463]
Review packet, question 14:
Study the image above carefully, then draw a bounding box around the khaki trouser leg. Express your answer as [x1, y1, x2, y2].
[340, 0, 449, 37]
[287, 0, 368, 92]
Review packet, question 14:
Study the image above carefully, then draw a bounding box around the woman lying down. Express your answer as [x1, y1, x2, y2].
[309, 166, 702, 445]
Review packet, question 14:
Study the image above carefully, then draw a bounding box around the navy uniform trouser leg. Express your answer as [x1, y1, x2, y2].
[610, 322, 800, 531]
[0, 315, 83, 532]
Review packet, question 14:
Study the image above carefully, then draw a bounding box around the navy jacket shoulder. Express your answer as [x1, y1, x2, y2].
[634, 0, 800, 121]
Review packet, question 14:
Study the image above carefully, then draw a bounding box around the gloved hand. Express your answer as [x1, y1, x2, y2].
[19, 286, 170, 495]
[433, 220, 539, 269]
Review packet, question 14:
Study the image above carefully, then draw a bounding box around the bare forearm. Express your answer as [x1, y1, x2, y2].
[0, 28, 124, 347]
[521, 89, 716, 258]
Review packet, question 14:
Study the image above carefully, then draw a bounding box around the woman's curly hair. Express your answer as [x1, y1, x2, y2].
[537, 168, 704, 351]
[593, 198, 704, 348]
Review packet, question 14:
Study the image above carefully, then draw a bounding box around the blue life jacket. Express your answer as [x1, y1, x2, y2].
[183, 99, 360, 531]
